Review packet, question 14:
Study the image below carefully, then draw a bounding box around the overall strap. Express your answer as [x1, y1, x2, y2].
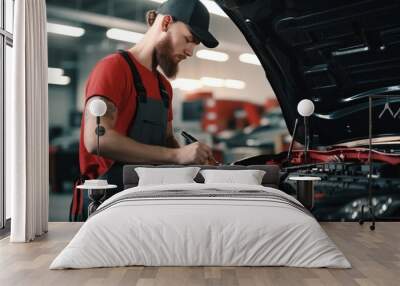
[156, 73, 170, 108]
[117, 49, 147, 103]
[118, 49, 170, 108]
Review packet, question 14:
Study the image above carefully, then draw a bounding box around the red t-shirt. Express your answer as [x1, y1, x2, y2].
[79, 51, 173, 179]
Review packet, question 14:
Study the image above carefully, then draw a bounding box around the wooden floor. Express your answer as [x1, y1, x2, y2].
[0, 222, 399, 286]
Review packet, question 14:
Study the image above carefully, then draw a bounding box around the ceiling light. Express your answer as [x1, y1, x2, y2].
[172, 77, 246, 91]
[201, 77, 246, 89]
[148, 0, 228, 18]
[48, 67, 70, 86]
[48, 75, 71, 86]
[225, 79, 246, 89]
[48, 67, 64, 78]
[47, 22, 85, 37]
[196, 50, 229, 62]
[239, 53, 261, 66]
[106, 28, 144, 43]
[201, 77, 225, 87]
[171, 78, 203, 91]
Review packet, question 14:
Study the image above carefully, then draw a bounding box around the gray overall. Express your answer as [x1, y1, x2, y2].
[99, 49, 170, 196]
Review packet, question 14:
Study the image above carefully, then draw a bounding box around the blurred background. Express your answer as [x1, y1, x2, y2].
[46, 0, 291, 221]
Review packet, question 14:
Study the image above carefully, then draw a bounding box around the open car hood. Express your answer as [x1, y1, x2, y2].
[217, 0, 400, 146]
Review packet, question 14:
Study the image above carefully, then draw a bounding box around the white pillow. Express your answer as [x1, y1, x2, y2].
[135, 167, 201, 186]
[200, 169, 266, 185]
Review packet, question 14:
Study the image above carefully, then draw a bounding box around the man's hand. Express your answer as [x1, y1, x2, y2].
[175, 142, 213, 165]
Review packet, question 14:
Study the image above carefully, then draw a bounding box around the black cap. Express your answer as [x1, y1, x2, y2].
[157, 0, 219, 48]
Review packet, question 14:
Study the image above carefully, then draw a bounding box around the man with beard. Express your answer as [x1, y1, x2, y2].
[71, 0, 219, 220]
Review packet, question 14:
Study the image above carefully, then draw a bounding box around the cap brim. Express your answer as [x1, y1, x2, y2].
[190, 26, 219, 48]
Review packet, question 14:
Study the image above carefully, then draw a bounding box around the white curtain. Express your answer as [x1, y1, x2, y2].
[8, 0, 49, 242]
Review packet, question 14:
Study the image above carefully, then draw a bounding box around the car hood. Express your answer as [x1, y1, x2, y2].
[217, 0, 400, 146]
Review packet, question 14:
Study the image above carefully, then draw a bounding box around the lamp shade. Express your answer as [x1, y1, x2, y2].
[89, 99, 107, 117]
[297, 99, 315, 117]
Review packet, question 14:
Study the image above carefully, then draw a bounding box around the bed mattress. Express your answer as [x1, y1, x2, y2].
[50, 183, 351, 269]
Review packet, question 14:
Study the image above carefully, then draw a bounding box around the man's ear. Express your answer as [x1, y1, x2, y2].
[146, 10, 157, 27]
[161, 15, 173, 32]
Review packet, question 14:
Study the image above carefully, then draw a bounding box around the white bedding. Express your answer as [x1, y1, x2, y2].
[50, 183, 351, 269]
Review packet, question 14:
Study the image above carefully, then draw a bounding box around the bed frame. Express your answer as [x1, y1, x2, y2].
[123, 164, 281, 189]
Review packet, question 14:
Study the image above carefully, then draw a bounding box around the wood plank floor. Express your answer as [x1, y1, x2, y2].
[0, 222, 399, 286]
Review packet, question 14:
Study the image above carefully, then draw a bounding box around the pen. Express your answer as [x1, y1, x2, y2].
[181, 131, 198, 143]
[180, 131, 220, 165]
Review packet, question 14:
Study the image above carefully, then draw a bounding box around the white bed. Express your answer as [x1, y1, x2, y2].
[50, 183, 351, 269]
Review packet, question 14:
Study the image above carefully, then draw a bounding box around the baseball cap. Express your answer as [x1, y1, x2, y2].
[157, 0, 219, 48]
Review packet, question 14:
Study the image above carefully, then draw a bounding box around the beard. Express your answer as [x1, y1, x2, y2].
[153, 33, 179, 79]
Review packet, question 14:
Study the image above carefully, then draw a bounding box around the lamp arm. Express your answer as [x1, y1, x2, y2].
[94, 116, 106, 157]
[304, 116, 309, 164]
[287, 118, 299, 162]
[96, 116, 100, 158]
